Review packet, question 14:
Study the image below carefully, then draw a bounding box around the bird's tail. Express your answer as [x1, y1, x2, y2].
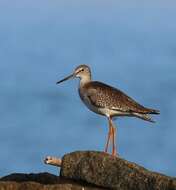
[148, 109, 160, 115]
[133, 113, 156, 123]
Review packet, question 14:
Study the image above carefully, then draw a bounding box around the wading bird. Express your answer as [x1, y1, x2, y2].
[57, 65, 159, 156]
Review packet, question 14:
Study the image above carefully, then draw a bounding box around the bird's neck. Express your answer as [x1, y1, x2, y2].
[79, 75, 91, 87]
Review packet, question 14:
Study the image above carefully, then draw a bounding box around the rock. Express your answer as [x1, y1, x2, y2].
[1, 151, 176, 190]
[60, 151, 176, 190]
[0, 172, 104, 190]
[1, 172, 59, 184]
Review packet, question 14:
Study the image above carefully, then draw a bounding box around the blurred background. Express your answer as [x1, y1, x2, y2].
[0, 0, 176, 176]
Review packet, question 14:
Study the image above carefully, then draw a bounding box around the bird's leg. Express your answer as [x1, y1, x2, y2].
[112, 125, 117, 156]
[104, 118, 113, 153]
[109, 118, 117, 156]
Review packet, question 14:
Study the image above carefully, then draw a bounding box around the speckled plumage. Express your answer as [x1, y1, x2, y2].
[79, 81, 159, 119]
[57, 64, 160, 156]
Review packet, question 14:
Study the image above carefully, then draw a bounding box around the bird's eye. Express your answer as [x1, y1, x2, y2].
[81, 68, 84, 72]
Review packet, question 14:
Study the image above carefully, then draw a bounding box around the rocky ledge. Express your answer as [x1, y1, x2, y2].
[0, 151, 176, 190]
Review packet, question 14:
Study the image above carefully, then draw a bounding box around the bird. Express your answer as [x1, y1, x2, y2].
[56, 65, 160, 156]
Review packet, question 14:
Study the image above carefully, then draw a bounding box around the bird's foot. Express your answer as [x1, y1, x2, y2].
[104, 151, 119, 157]
[112, 152, 119, 157]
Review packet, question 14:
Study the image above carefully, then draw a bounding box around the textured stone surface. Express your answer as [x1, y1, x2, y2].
[0, 173, 104, 190]
[61, 151, 176, 190]
[1, 151, 176, 190]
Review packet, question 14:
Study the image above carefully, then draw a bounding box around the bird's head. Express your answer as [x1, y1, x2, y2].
[56, 64, 91, 85]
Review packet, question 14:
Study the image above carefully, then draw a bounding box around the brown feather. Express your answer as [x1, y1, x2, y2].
[83, 81, 159, 114]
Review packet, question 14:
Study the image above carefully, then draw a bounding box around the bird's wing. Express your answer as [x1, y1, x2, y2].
[84, 81, 152, 114]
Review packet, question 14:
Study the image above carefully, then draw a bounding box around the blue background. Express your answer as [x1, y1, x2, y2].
[0, 0, 176, 176]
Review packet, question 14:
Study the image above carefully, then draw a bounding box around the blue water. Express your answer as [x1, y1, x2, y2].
[0, 0, 176, 176]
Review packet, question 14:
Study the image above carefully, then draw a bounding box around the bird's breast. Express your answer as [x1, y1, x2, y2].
[78, 87, 104, 116]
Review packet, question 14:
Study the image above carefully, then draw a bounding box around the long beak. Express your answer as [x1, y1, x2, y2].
[56, 73, 75, 84]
